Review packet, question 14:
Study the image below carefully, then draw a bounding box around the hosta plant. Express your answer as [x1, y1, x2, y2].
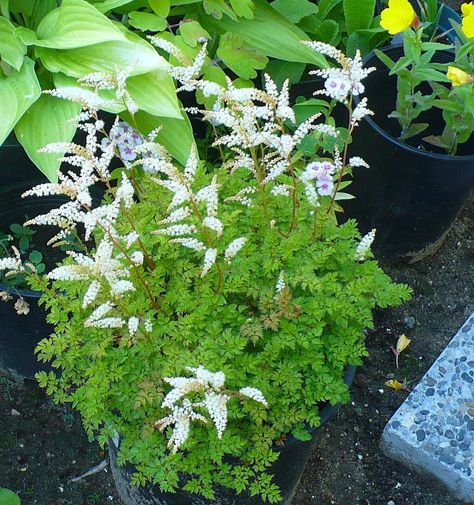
[0, 42, 410, 502]
[0, 0, 185, 181]
[99, 0, 387, 89]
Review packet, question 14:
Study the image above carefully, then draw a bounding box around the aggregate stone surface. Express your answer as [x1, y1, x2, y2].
[381, 314, 474, 502]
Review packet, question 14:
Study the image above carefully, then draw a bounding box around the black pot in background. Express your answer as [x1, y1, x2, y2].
[344, 45, 474, 261]
[0, 189, 70, 379]
[0, 133, 48, 189]
[0, 132, 108, 378]
[0, 136, 53, 379]
[110, 366, 356, 505]
[0, 286, 53, 380]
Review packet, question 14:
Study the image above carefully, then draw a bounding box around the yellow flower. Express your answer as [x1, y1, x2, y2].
[461, 2, 474, 17]
[462, 8, 474, 37]
[463, 16, 474, 38]
[447, 66, 473, 86]
[380, 0, 416, 35]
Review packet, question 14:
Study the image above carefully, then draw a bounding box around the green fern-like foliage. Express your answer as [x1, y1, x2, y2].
[33, 163, 410, 502]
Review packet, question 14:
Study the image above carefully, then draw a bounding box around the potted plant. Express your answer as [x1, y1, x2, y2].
[0, 41, 411, 503]
[0, 197, 60, 379]
[0, 0, 378, 183]
[339, 0, 474, 261]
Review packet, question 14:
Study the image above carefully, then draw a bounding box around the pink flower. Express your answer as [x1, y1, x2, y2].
[316, 174, 334, 196]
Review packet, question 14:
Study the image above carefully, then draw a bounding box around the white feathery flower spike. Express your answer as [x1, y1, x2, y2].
[130, 251, 144, 265]
[155, 367, 267, 452]
[349, 156, 369, 169]
[224, 237, 247, 263]
[303, 41, 375, 104]
[275, 270, 286, 295]
[195, 176, 219, 217]
[158, 207, 191, 225]
[169, 238, 206, 252]
[48, 237, 134, 303]
[82, 280, 101, 308]
[184, 145, 198, 183]
[185, 366, 226, 389]
[84, 302, 126, 328]
[202, 216, 223, 237]
[355, 229, 376, 261]
[239, 387, 268, 406]
[128, 316, 139, 336]
[200, 391, 229, 439]
[351, 97, 374, 128]
[155, 224, 198, 237]
[201, 248, 218, 277]
[270, 184, 291, 197]
[154, 399, 207, 453]
[0, 253, 22, 272]
[144, 319, 153, 332]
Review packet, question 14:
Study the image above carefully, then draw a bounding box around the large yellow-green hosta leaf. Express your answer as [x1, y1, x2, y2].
[0, 58, 41, 146]
[16, 0, 127, 49]
[127, 71, 182, 119]
[15, 94, 81, 182]
[216, 32, 267, 79]
[90, 0, 136, 12]
[271, 0, 317, 23]
[200, 0, 327, 67]
[0, 18, 26, 70]
[36, 36, 167, 78]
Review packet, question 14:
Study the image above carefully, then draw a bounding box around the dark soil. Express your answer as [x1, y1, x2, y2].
[0, 378, 120, 504]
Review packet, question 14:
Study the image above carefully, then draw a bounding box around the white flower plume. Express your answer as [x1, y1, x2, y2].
[302, 41, 375, 104]
[48, 238, 134, 306]
[155, 367, 267, 452]
[355, 229, 376, 261]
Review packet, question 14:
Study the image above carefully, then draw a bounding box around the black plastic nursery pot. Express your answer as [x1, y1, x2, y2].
[0, 136, 55, 379]
[343, 45, 474, 261]
[109, 366, 356, 505]
[0, 190, 68, 379]
[0, 134, 48, 190]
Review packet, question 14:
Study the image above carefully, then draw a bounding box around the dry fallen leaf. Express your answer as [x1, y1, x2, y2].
[396, 334, 411, 354]
[385, 379, 410, 392]
[0, 291, 12, 301]
[14, 297, 30, 316]
[391, 333, 411, 368]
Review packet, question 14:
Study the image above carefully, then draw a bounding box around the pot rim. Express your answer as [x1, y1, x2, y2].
[0, 282, 42, 298]
[356, 44, 474, 162]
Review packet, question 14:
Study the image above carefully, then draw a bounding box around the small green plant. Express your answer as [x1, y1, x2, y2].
[87, 491, 103, 504]
[0, 489, 20, 505]
[377, 0, 474, 154]
[0, 223, 45, 288]
[0, 221, 46, 316]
